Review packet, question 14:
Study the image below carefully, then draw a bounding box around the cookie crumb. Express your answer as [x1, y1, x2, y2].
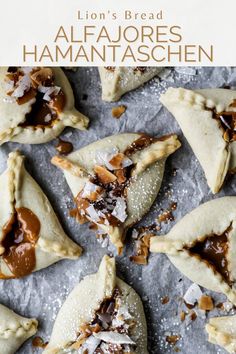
[166, 335, 181, 345]
[157, 209, 174, 223]
[32, 337, 48, 349]
[180, 311, 186, 322]
[216, 302, 224, 310]
[161, 296, 170, 305]
[56, 139, 73, 155]
[189, 310, 197, 321]
[157, 202, 177, 224]
[198, 295, 214, 311]
[112, 105, 126, 119]
[130, 232, 153, 265]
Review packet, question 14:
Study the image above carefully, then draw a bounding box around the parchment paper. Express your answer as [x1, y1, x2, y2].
[1, 67, 236, 354]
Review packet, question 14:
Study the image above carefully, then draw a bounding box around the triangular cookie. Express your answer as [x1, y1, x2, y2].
[160, 87, 236, 193]
[99, 67, 163, 101]
[150, 197, 236, 304]
[206, 315, 236, 353]
[0, 67, 89, 144]
[0, 151, 82, 278]
[0, 304, 38, 354]
[51, 133, 181, 254]
[43, 255, 148, 354]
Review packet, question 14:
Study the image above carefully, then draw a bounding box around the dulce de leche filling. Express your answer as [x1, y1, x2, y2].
[1, 207, 40, 278]
[213, 100, 236, 143]
[186, 230, 231, 285]
[68, 288, 136, 352]
[124, 134, 158, 156]
[6, 67, 66, 128]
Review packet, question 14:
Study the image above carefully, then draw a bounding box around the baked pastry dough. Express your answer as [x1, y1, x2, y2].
[160, 87, 236, 193]
[0, 303, 38, 354]
[43, 255, 148, 354]
[51, 133, 181, 254]
[0, 67, 89, 144]
[150, 196, 236, 304]
[206, 315, 236, 353]
[0, 151, 82, 279]
[99, 67, 163, 101]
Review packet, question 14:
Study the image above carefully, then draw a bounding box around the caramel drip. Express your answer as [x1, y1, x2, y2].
[124, 134, 157, 156]
[187, 231, 231, 285]
[1, 207, 40, 278]
[124, 133, 172, 156]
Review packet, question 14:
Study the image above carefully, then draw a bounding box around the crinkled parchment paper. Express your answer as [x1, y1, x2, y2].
[0, 67, 236, 354]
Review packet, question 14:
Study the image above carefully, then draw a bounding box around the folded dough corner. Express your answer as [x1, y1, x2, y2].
[150, 196, 236, 305]
[160, 87, 236, 194]
[206, 315, 236, 353]
[0, 303, 38, 354]
[43, 255, 148, 354]
[0, 151, 82, 279]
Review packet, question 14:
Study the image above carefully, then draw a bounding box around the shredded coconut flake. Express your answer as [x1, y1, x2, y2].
[38, 85, 49, 94]
[96, 147, 119, 170]
[38, 85, 61, 101]
[223, 301, 233, 312]
[183, 283, 202, 306]
[122, 156, 133, 168]
[97, 235, 109, 248]
[79, 335, 101, 354]
[131, 229, 139, 240]
[111, 197, 127, 222]
[21, 67, 34, 74]
[11, 74, 31, 98]
[43, 87, 56, 101]
[112, 302, 132, 328]
[93, 332, 135, 345]
[81, 181, 100, 198]
[44, 114, 52, 123]
[86, 205, 101, 222]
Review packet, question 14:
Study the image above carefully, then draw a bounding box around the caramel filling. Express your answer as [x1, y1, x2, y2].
[124, 133, 171, 156]
[186, 232, 231, 285]
[6, 67, 66, 128]
[212, 101, 236, 142]
[124, 134, 158, 156]
[70, 288, 136, 352]
[1, 207, 40, 278]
